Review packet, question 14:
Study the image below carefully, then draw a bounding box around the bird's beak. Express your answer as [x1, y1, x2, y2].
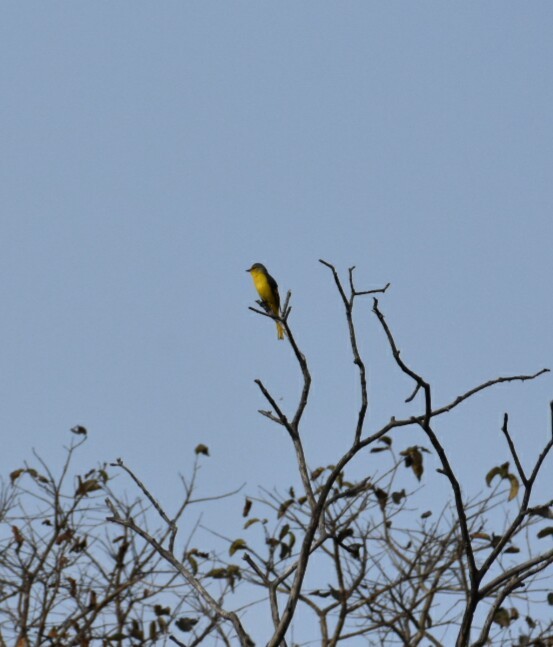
[245, 268, 252, 272]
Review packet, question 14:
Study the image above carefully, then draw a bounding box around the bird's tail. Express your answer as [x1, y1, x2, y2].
[276, 321, 285, 340]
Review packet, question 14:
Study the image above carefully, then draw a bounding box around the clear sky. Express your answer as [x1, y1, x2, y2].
[1, 2, 552, 640]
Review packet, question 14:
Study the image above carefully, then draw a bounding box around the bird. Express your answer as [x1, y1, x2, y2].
[246, 263, 285, 339]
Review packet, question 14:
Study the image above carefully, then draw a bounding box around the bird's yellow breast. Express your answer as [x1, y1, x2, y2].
[251, 269, 274, 303]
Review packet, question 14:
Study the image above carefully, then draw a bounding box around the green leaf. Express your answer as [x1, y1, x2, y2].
[391, 490, 406, 505]
[226, 564, 241, 591]
[278, 499, 294, 519]
[129, 619, 143, 640]
[206, 568, 227, 579]
[507, 474, 519, 501]
[492, 607, 510, 628]
[185, 549, 207, 573]
[486, 463, 519, 502]
[486, 462, 510, 487]
[187, 554, 198, 574]
[529, 505, 553, 519]
[279, 541, 291, 560]
[9, 469, 24, 483]
[400, 446, 424, 481]
[75, 478, 102, 498]
[336, 528, 354, 542]
[188, 548, 209, 559]
[287, 531, 296, 553]
[310, 467, 325, 480]
[279, 524, 290, 540]
[242, 498, 252, 517]
[347, 542, 361, 560]
[175, 617, 199, 632]
[10, 468, 49, 485]
[537, 526, 553, 539]
[374, 488, 388, 509]
[229, 539, 248, 556]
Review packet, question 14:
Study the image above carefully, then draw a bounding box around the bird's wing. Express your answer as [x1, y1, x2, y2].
[267, 273, 281, 311]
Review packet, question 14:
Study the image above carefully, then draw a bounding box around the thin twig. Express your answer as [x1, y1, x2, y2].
[501, 413, 528, 485]
[106, 501, 255, 647]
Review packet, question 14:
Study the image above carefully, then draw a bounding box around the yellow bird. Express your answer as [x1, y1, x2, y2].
[246, 263, 285, 339]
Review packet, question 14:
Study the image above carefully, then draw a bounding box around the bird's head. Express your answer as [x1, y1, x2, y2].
[246, 263, 267, 275]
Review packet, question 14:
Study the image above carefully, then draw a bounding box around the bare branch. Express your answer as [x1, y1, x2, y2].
[107, 503, 255, 647]
[501, 413, 528, 486]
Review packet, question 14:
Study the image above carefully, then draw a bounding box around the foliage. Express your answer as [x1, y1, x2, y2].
[0, 438, 214, 646]
[1, 261, 552, 646]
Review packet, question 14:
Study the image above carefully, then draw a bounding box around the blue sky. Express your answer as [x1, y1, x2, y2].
[1, 2, 552, 639]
